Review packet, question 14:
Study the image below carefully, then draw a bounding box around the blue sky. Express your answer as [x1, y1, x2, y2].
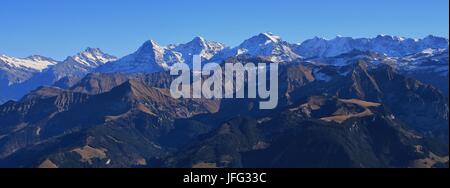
[1, 0, 448, 60]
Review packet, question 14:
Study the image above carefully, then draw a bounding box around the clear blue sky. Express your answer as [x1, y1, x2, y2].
[1, 0, 448, 60]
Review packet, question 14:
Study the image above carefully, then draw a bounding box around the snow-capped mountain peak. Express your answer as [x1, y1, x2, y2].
[240, 32, 282, 48]
[190, 36, 207, 46]
[210, 32, 301, 63]
[0, 54, 57, 72]
[259, 32, 282, 43]
[25, 55, 57, 63]
[296, 35, 449, 58]
[42, 48, 118, 81]
[96, 36, 227, 73]
[135, 40, 163, 56]
[96, 39, 182, 73]
[172, 36, 225, 64]
[70, 47, 117, 67]
[0, 54, 58, 86]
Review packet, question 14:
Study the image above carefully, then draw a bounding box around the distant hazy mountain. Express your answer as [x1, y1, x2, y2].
[0, 48, 116, 102]
[293, 35, 449, 58]
[397, 48, 449, 95]
[48, 47, 117, 81]
[0, 54, 57, 86]
[25, 47, 117, 89]
[305, 48, 449, 95]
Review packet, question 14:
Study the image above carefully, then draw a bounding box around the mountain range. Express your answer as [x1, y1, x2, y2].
[1, 48, 116, 102]
[2, 33, 448, 103]
[1, 33, 448, 103]
[0, 32, 448, 168]
[294, 34, 449, 58]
